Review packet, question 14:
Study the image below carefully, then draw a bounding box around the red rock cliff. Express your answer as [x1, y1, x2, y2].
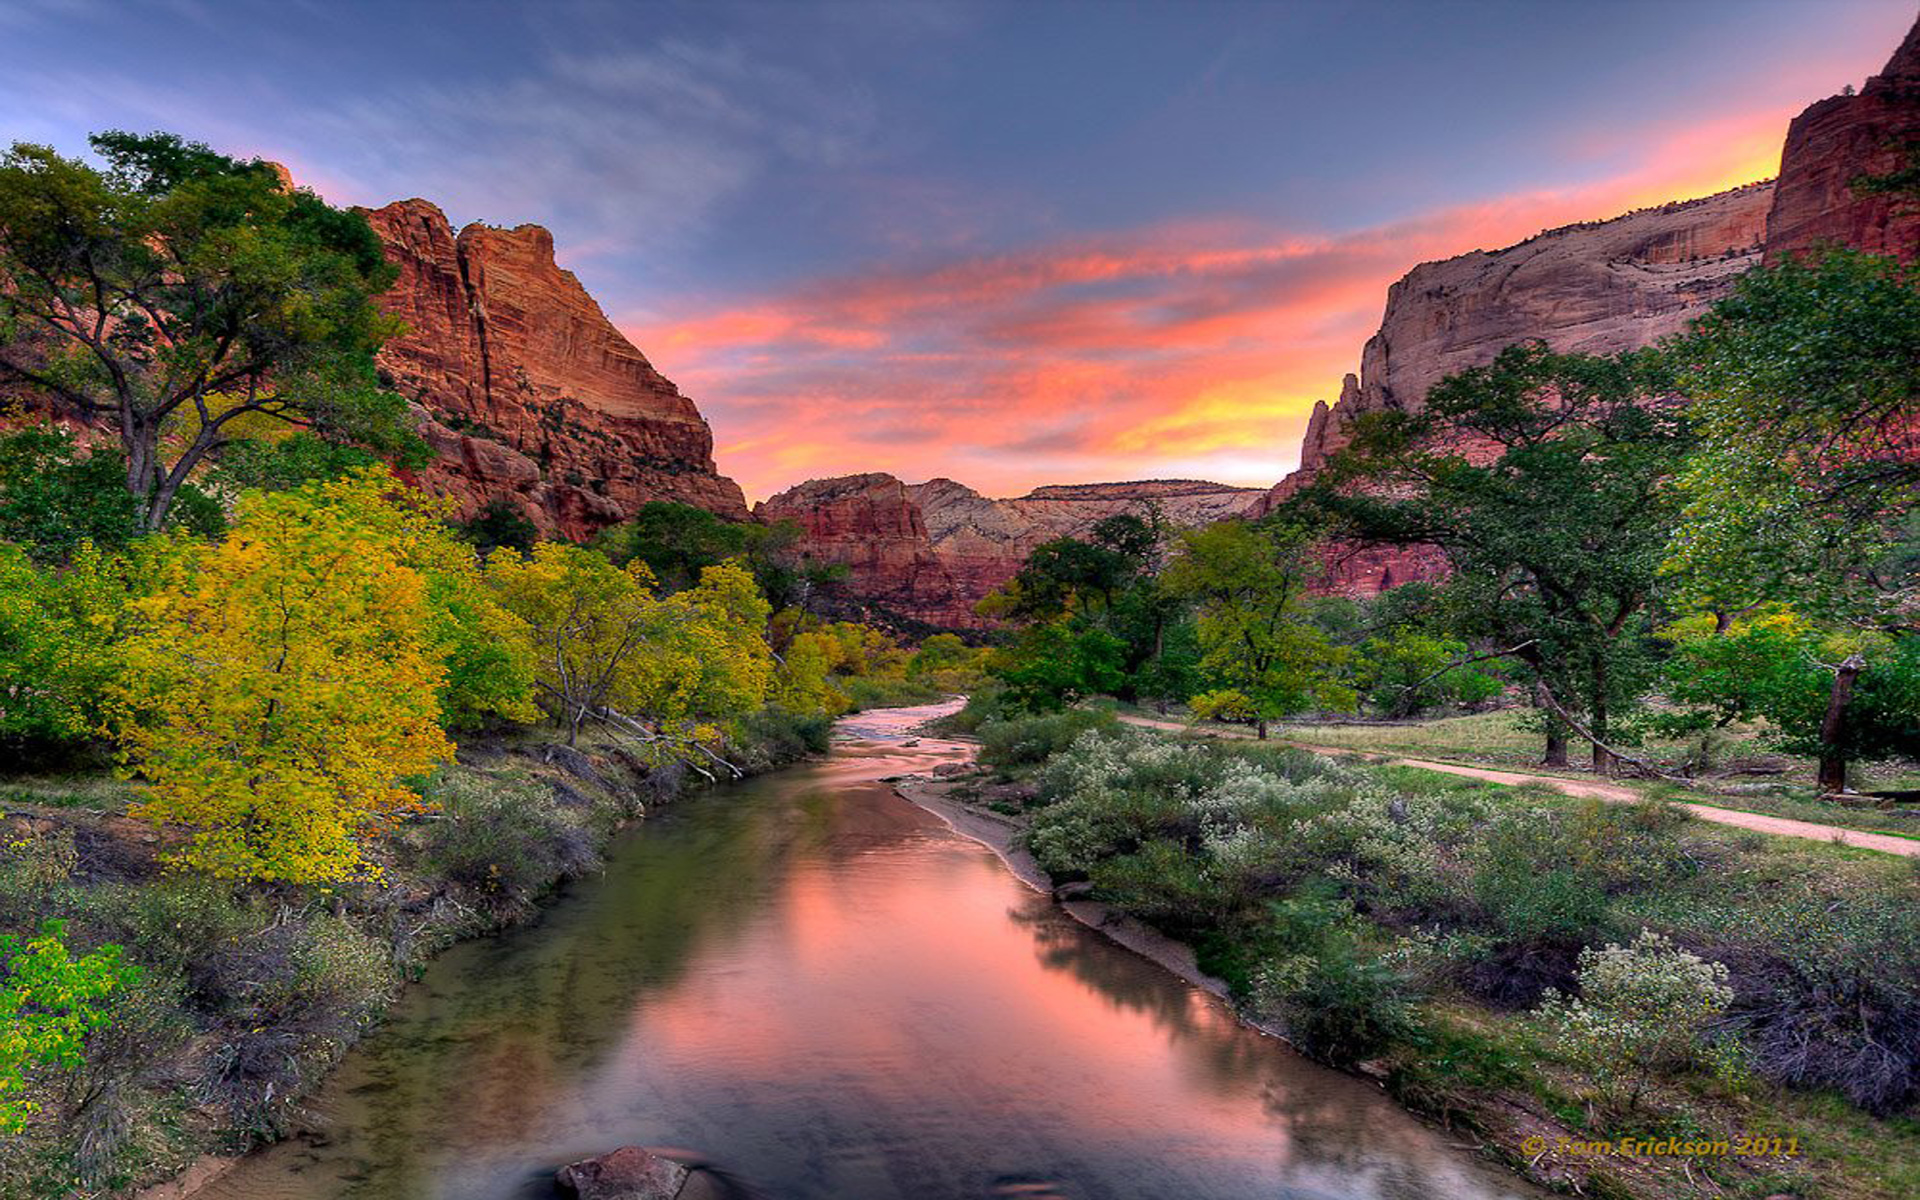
[1764, 15, 1920, 264]
[761, 474, 1262, 628]
[363, 199, 748, 537]
[755, 473, 963, 628]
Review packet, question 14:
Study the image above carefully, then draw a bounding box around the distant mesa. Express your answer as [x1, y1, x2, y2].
[759, 474, 1265, 628]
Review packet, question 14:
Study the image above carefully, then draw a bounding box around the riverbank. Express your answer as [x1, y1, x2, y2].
[0, 710, 832, 1200]
[913, 710, 1920, 1200]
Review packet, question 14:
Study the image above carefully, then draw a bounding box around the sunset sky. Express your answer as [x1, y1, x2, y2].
[4, 0, 1915, 500]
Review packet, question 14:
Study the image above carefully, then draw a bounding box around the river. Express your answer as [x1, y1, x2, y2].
[197, 700, 1540, 1200]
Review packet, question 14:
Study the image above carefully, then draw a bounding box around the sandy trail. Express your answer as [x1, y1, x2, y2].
[1116, 714, 1920, 858]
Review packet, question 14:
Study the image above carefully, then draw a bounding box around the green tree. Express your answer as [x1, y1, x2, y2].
[453, 498, 539, 559]
[1160, 519, 1352, 738]
[1303, 344, 1689, 770]
[1665, 611, 1919, 792]
[0, 132, 421, 530]
[0, 426, 139, 563]
[1664, 249, 1920, 624]
[0, 921, 139, 1134]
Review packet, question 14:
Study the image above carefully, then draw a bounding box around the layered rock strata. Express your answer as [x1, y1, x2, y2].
[362, 199, 747, 538]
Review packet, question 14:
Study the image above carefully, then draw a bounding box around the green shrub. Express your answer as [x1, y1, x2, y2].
[1255, 934, 1423, 1066]
[1538, 929, 1735, 1110]
[730, 705, 833, 768]
[419, 770, 596, 920]
[977, 708, 1118, 771]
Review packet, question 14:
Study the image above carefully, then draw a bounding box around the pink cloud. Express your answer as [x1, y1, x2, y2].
[632, 100, 1800, 503]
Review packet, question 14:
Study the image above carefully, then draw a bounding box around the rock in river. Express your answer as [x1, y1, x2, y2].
[556, 1146, 691, 1200]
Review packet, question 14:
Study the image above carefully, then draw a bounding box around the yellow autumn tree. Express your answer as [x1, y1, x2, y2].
[116, 467, 498, 882]
[488, 546, 773, 749]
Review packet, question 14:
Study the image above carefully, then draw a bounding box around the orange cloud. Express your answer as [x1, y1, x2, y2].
[630, 100, 1804, 504]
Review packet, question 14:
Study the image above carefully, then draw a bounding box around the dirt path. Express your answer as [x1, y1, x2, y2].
[1116, 713, 1920, 858]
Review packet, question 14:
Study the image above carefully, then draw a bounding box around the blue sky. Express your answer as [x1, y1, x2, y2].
[3, 0, 1914, 497]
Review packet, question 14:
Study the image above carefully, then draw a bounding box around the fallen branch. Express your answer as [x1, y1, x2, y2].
[1529, 682, 1694, 784]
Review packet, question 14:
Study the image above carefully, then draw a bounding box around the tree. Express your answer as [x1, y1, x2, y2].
[452, 498, 539, 559]
[1664, 249, 1919, 623]
[1160, 519, 1353, 738]
[0, 133, 421, 530]
[1662, 250, 1920, 789]
[488, 544, 773, 748]
[0, 921, 139, 1135]
[116, 469, 466, 882]
[0, 536, 173, 760]
[1665, 611, 1919, 792]
[1303, 344, 1689, 771]
[0, 426, 139, 563]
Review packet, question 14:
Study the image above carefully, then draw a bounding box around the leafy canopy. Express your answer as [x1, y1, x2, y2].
[0, 132, 421, 529]
[115, 468, 498, 882]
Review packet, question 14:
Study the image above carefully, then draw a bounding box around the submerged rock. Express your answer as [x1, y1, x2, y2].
[556, 1146, 691, 1200]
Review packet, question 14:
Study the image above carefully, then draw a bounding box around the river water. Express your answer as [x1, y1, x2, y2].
[198, 701, 1539, 1200]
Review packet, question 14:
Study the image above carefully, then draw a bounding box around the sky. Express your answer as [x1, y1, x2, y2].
[2, 0, 1915, 501]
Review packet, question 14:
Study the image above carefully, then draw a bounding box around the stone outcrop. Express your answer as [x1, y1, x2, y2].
[760, 474, 1262, 627]
[1268, 182, 1773, 507]
[755, 473, 964, 627]
[1764, 16, 1920, 264]
[1258, 183, 1773, 593]
[1259, 14, 1920, 596]
[363, 199, 747, 538]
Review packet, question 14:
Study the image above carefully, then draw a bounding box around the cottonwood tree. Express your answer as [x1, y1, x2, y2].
[488, 544, 773, 753]
[1160, 518, 1353, 739]
[1300, 344, 1689, 772]
[0, 132, 419, 530]
[1662, 248, 1920, 790]
[117, 469, 474, 882]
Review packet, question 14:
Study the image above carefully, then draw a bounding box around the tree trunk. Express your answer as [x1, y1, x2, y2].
[1542, 723, 1569, 768]
[1816, 654, 1865, 794]
[1256, 718, 1269, 741]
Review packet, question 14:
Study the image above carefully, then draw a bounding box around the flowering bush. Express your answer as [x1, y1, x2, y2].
[1538, 929, 1734, 1109]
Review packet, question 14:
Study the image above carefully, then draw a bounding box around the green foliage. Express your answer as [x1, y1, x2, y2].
[991, 618, 1126, 710]
[208, 431, 382, 496]
[595, 501, 831, 608]
[0, 537, 170, 757]
[1352, 628, 1502, 717]
[1161, 519, 1354, 731]
[1664, 249, 1920, 621]
[0, 920, 138, 1134]
[1255, 932, 1422, 1067]
[1665, 612, 1920, 779]
[0, 132, 421, 530]
[1303, 343, 1690, 766]
[419, 770, 597, 919]
[975, 708, 1118, 774]
[0, 427, 139, 564]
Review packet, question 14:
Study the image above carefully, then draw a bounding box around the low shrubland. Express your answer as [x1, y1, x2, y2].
[1002, 726, 1920, 1199]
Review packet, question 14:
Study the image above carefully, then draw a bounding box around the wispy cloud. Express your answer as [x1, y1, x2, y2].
[635, 102, 1787, 503]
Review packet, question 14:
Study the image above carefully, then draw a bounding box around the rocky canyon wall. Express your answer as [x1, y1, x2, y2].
[760, 475, 1263, 628]
[363, 199, 748, 538]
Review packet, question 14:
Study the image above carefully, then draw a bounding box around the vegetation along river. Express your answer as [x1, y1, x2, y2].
[196, 701, 1541, 1200]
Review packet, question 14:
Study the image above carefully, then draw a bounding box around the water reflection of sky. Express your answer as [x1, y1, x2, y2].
[200, 703, 1540, 1200]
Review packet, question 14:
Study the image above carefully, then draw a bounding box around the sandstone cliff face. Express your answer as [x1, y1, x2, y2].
[363, 199, 747, 537]
[1259, 183, 1773, 593]
[1270, 182, 1773, 507]
[761, 474, 1263, 628]
[754, 473, 963, 627]
[1764, 16, 1920, 264]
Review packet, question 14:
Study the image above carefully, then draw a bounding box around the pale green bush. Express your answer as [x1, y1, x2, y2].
[1538, 929, 1734, 1109]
